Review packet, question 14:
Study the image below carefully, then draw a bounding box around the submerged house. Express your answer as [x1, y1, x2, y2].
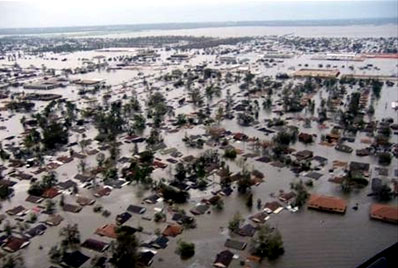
[224, 239, 247, 250]
[6, 205, 27, 216]
[264, 201, 283, 214]
[190, 203, 210, 215]
[116, 212, 132, 225]
[61, 250, 90, 268]
[95, 224, 117, 239]
[3, 236, 30, 252]
[63, 203, 83, 213]
[307, 194, 347, 214]
[249, 211, 269, 224]
[295, 150, 313, 161]
[335, 143, 353, 153]
[76, 195, 95, 206]
[127, 204, 146, 215]
[138, 250, 156, 267]
[162, 224, 183, 237]
[25, 224, 47, 238]
[81, 239, 110, 252]
[298, 132, 314, 144]
[238, 224, 257, 237]
[370, 204, 398, 224]
[213, 250, 234, 268]
[45, 214, 64, 226]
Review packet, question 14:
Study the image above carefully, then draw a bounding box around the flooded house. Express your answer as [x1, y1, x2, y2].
[307, 194, 347, 214]
[213, 250, 234, 268]
[370, 204, 398, 224]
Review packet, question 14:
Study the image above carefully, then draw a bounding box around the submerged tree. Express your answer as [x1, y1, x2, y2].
[111, 226, 139, 268]
[176, 240, 195, 259]
[59, 224, 81, 251]
[189, 88, 204, 107]
[250, 224, 284, 260]
[2, 253, 25, 268]
[228, 212, 243, 233]
[290, 180, 309, 208]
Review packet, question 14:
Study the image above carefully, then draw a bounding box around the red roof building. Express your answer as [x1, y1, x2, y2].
[162, 224, 183, 237]
[370, 204, 398, 224]
[42, 187, 60, 199]
[95, 224, 117, 239]
[308, 194, 347, 214]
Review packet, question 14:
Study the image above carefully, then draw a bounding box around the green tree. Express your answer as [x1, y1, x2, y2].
[290, 180, 309, 208]
[42, 121, 69, 149]
[60, 224, 81, 251]
[176, 240, 195, 259]
[228, 212, 243, 233]
[250, 224, 284, 260]
[111, 226, 139, 268]
[237, 169, 252, 194]
[2, 253, 24, 268]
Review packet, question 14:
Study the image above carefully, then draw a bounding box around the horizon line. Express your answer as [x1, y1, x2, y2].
[0, 17, 397, 31]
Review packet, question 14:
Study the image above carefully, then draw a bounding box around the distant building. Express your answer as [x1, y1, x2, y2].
[293, 68, 340, 79]
[219, 56, 237, 64]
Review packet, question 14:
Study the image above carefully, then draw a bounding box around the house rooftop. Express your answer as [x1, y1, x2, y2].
[95, 224, 117, 239]
[61, 250, 90, 268]
[214, 250, 234, 268]
[63, 203, 82, 213]
[3, 236, 30, 252]
[45, 214, 64, 226]
[308, 194, 347, 214]
[81, 238, 109, 252]
[370, 204, 398, 224]
[162, 224, 183, 237]
[127, 204, 146, 215]
[224, 239, 247, 250]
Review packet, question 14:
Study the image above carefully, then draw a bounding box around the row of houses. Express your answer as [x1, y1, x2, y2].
[307, 194, 397, 224]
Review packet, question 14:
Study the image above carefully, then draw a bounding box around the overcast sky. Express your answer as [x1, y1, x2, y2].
[0, 0, 397, 28]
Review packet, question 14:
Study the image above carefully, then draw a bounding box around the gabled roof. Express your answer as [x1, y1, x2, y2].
[3, 236, 30, 252]
[45, 214, 64, 226]
[151, 236, 169, 249]
[25, 195, 44, 204]
[127, 205, 146, 214]
[224, 239, 247, 250]
[190, 203, 210, 215]
[238, 224, 257, 237]
[94, 187, 112, 197]
[57, 179, 77, 190]
[116, 212, 132, 225]
[214, 250, 234, 268]
[81, 238, 109, 252]
[63, 203, 82, 213]
[249, 211, 269, 224]
[61, 250, 89, 268]
[143, 194, 161, 204]
[6, 205, 26, 216]
[138, 251, 155, 267]
[162, 224, 183, 237]
[74, 174, 93, 183]
[76, 195, 95, 206]
[95, 224, 117, 239]
[264, 201, 282, 213]
[42, 187, 60, 199]
[25, 224, 47, 238]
